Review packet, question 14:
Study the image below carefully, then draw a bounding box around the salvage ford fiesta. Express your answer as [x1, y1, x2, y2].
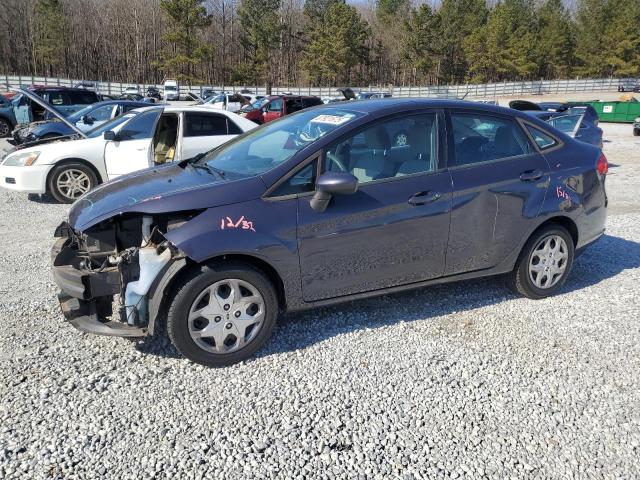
[52, 99, 608, 367]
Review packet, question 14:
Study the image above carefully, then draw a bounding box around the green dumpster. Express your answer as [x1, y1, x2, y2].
[574, 98, 640, 123]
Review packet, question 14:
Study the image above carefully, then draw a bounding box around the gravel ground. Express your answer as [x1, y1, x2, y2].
[1, 123, 639, 479]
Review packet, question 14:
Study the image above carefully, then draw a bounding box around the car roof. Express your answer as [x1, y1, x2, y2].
[322, 98, 532, 118]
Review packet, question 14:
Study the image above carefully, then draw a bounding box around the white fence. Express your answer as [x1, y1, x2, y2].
[1, 74, 635, 99]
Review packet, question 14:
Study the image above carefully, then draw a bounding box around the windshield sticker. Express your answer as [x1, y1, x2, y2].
[310, 114, 354, 126]
[220, 216, 256, 232]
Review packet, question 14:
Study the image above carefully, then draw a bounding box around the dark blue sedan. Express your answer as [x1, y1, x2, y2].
[11, 100, 150, 144]
[51, 99, 608, 366]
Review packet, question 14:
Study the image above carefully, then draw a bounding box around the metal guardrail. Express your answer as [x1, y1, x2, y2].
[1, 74, 636, 99]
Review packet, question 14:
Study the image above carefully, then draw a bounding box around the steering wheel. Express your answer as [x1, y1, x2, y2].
[326, 152, 347, 172]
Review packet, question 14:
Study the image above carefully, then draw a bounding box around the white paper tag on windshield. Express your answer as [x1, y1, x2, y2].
[311, 114, 352, 125]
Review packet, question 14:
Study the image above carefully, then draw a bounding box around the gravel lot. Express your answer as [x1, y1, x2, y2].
[1, 122, 639, 479]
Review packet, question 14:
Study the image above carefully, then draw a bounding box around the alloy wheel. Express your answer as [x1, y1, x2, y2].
[528, 235, 569, 289]
[188, 279, 265, 354]
[56, 168, 91, 200]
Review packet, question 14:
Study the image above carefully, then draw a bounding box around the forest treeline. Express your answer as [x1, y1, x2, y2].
[0, 0, 638, 87]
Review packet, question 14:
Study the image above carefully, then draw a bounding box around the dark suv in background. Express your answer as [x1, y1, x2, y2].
[11, 86, 100, 124]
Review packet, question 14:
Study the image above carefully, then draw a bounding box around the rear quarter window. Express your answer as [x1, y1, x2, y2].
[525, 125, 558, 150]
[67, 90, 100, 104]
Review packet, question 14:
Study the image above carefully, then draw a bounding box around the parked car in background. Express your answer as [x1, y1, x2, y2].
[0, 88, 256, 203]
[634, 116, 640, 136]
[72, 81, 99, 92]
[205, 93, 263, 112]
[525, 111, 603, 148]
[122, 86, 141, 96]
[355, 91, 392, 100]
[201, 87, 217, 100]
[11, 100, 150, 144]
[0, 94, 16, 137]
[164, 80, 180, 101]
[11, 86, 100, 124]
[49, 99, 608, 367]
[618, 79, 640, 92]
[238, 95, 323, 124]
[146, 86, 162, 101]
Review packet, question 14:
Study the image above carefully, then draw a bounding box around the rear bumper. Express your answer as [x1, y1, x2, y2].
[51, 236, 147, 337]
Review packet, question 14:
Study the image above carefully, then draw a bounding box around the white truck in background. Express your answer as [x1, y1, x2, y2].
[163, 80, 180, 101]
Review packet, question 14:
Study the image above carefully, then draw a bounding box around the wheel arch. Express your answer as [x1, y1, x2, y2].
[45, 158, 104, 191]
[534, 215, 579, 247]
[147, 253, 287, 335]
[0, 113, 15, 128]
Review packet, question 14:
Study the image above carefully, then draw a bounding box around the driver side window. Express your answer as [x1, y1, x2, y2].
[118, 110, 160, 141]
[323, 113, 438, 185]
[268, 98, 283, 112]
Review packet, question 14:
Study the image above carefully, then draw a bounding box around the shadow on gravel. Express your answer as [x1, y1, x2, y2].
[27, 193, 58, 204]
[135, 234, 640, 361]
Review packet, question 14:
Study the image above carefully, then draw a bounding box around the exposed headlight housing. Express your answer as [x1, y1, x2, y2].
[635, 117, 640, 122]
[2, 151, 41, 167]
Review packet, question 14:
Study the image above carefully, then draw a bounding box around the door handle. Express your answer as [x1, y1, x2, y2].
[408, 191, 441, 206]
[520, 170, 543, 182]
[135, 147, 147, 151]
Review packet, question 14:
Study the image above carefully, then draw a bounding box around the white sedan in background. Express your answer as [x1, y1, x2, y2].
[0, 89, 257, 203]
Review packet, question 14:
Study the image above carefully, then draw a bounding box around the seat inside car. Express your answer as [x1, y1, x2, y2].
[154, 115, 178, 164]
[349, 126, 391, 182]
[396, 122, 434, 175]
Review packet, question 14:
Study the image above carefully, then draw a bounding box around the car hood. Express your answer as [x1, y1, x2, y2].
[68, 162, 267, 232]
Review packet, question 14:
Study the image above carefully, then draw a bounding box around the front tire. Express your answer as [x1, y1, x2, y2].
[167, 263, 278, 367]
[48, 162, 98, 204]
[0, 118, 11, 138]
[634, 128, 640, 137]
[506, 225, 575, 299]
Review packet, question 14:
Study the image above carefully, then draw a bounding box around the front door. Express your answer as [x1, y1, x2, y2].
[297, 111, 452, 302]
[445, 110, 550, 275]
[104, 109, 161, 179]
[263, 98, 283, 123]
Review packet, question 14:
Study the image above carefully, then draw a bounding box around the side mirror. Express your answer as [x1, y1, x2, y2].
[103, 130, 118, 141]
[310, 171, 358, 212]
[82, 114, 94, 125]
[261, 107, 267, 113]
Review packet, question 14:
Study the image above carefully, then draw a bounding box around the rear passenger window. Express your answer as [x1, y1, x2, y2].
[227, 120, 242, 135]
[68, 90, 99, 104]
[450, 113, 533, 166]
[184, 113, 228, 136]
[324, 113, 438, 185]
[526, 125, 557, 150]
[46, 92, 69, 105]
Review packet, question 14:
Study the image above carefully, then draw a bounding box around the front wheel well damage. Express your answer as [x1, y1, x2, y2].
[149, 254, 287, 336]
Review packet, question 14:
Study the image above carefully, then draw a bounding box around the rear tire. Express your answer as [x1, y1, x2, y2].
[48, 162, 98, 204]
[506, 225, 575, 299]
[167, 263, 278, 367]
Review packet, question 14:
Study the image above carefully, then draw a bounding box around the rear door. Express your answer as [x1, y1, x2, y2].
[104, 109, 162, 179]
[296, 110, 452, 301]
[180, 111, 236, 160]
[444, 110, 550, 275]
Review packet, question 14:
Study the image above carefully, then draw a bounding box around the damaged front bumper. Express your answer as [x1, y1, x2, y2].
[52, 235, 149, 337]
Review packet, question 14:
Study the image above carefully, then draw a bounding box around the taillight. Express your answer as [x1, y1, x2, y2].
[597, 153, 608, 175]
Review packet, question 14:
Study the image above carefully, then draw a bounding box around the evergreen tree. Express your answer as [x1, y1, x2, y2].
[464, 0, 538, 83]
[601, 0, 640, 76]
[435, 0, 488, 83]
[401, 4, 439, 83]
[536, 0, 575, 79]
[574, 0, 608, 76]
[156, 0, 212, 84]
[32, 0, 66, 76]
[301, 1, 369, 85]
[237, 0, 282, 87]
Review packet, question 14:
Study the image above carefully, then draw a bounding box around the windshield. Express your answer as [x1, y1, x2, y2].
[206, 94, 225, 104]
[86, 112, 136, 138]
[165, 86, 177, 91]
[198, 108, 363, 178]
[68, 104, 99, 122]
[547, 114, 582, 134]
